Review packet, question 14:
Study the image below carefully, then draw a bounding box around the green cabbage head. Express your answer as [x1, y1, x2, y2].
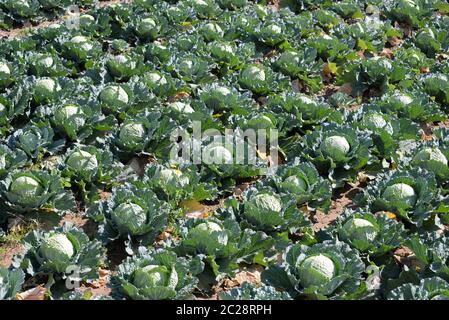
[412, 147, 448, 166]
[111, 202, 147, 236]
[133, 264, 173, 288]
[0, 61, 11, 87]
[79, 14, 95, 29]
[251, 193, 282, 213]
[382, 183, 416, 207]
[281, 175, 308, 194]
[203, 145, 233, 164]
[34, 78, 60, 102]
[54, 104, 86, 132]
[201, 23, 223, 41]
[185, 220, 228, 255]
[66, 150, 98, 173]
[362, 113, 393, 135]
[9, 176, 44, 205]
[159, 168, 189, 187]
[169, 102, 194, 114]
[40, 233, 75, 262]
[240, 65, 267, 94]
[341, 218, 378, 243]
[201, 86, 232, 110]
[119, 123, 146, 148]
[99, 85, 129, 110]
[320, 135, 350, 163]
[136, 17, 159, 39]
[298, 254, 336, 287]
[192, 221, 223, 233]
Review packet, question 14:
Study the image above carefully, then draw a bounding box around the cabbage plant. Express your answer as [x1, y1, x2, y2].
[98, 84, 131, 113]
[134, 17, 160, 40]
[191, 0, 221, 19]
[142, 164, 217, 204]
[341, 56, 404, 96]
[402, 231, 449, 280]
[0, 267, 24, 300]
[385, 0, 428, 27]
[219, 282, 292, 300]
[178, 217, 274, 275]
[113, 114, 157, 155]
[0, 144, 27, 179]
[7, 120, 62, 159]
[0, 170, 75, 214]
[404, 129, 449, 183]
[198, 82, 252, 113]
[61, 144, 124, 197]
[63, 35, 100, 63]
[388, 277, 449, 300]
[27, 53, 67, 77]
[255, 20, 288, 47]
[324, 209, 406, 256]
[274, 48, 318, 79]
[421, 73, 449, 107]
[171, 55, 214, 84]
[106, 54, 139, 81]
[0, 60, 13, 89]
[113, 111, 176, 161]
[239, 64, 276, 95]
[359, 169, 439, 225]
[200, 22, 224, 42]
[218, 0, 247, 10]
[43, 101, 117, 142]
[299, 124, 372, 184]
[209, 41, 239, 67]
[2, 0, 39, 18]
[347, 107, 420, 160]
[379, 90, 445, 123]
[86, 183, 169, 247]
[266, 91, 337, 134]
[33, 77, 61, 104]
[224, 186, 311, 234]
[14, 224, 105, 282]
[114, 247, 202, 300]
[179, 218, 229, 258]
[414, 27, 442, 57]
[266, 161, 331, 212]
[262, 241, 366, 299]
[142, 71, 179, 98]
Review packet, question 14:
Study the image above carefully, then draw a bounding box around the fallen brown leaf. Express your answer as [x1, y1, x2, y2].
[16, 286, 46, 300]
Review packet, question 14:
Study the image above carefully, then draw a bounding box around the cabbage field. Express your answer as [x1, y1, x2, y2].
[1, 0, 449, 301]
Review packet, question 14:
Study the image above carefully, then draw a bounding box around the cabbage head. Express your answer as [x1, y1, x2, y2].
[39, 233, 75, 263]
[298, 254, 336, 287]
[320, 135, 350, 163]
[382, 183, 417, 207]
[111, 202, 148, 236]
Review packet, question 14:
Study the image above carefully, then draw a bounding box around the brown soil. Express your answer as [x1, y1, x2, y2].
[106, 240, 129, 271]
[60, 212, 99, 238]
[312, 183, 361, 231]
[0, 244, 23, 268]
[221, 265, 264, 290]
[76, 268, 112, 298]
